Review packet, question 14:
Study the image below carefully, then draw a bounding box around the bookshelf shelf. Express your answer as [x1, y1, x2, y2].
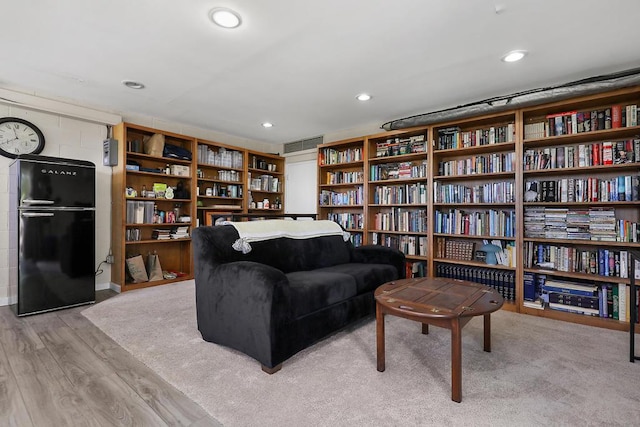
[434, 141, 516, 156]
[523, 237, 640, 247]
[434, 258, 515, 270]
[433, 171, 515, 181]
[318, 160, 364, 169]
[127, 151, 191, 165]
[434, 233, 516, 241]
[433, 202, 515, 208]
[523, 163, 640, 177]
[522, 125, 640, 147]
[369, 229, 427, 235]
[524, 201, 640, 207]
[319, 182, 363, 188]
[368, 152, 426, 164]
[523, 267, 631, 285]
[125, 238, 191, 245]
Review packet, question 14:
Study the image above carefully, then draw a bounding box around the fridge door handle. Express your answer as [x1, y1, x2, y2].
[22, 199, 55, 205]
[22, 212, 55, 217]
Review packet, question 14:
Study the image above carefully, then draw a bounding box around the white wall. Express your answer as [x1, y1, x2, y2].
[284, 149, 318, 215]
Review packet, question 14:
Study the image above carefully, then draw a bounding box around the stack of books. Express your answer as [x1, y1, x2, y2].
[589, 208, 617, 241]
[152, 229, 171, 240]
[170, 226, 189, 239]
[540, 278, 600, 317]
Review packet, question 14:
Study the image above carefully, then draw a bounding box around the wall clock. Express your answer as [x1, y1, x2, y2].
[0, 117, 46, 158]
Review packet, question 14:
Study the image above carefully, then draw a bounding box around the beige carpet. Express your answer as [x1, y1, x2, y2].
[82, 280, 640, 426]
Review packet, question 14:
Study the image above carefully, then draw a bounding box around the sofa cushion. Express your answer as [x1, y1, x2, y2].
[249, 234, 351, 273]
[286, 271, 357, 318]
[194, 224, 353, 273]
[314, 263, 398, 294]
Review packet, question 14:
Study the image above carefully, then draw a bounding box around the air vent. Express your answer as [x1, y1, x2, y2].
[284, 136, 323, 153]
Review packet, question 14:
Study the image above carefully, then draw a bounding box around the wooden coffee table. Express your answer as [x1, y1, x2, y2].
[375, 277, 504, 402]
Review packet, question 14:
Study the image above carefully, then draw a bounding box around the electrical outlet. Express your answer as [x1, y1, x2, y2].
[106, 255, 114, 264]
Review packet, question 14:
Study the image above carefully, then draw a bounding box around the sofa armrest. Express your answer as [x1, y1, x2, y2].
[194, 260, 291, 368]
[351, 245, 406, 279]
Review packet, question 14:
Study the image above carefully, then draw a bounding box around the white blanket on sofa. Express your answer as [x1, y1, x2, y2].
[224, 219, 350, 254]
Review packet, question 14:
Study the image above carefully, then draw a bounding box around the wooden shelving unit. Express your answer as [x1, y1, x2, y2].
[317, 137, 366, 246]
[111, 124, 285, 291]
[365, 129, 428, 268]
[111, 123, 196, 291]
[316, 85, 640, 331]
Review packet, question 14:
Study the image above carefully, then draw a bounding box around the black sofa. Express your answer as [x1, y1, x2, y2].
[192, 220, 405, 373]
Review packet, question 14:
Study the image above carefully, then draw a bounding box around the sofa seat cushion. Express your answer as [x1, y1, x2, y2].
[286, 271, 358, 318]
[315, 263, 398, 294]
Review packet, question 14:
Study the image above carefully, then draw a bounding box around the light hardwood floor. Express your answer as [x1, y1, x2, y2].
[0, 290, 222, 426]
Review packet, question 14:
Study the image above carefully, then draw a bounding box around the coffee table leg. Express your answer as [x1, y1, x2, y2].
[484, 314, 491, 353]
[451, 319, 462, 403]
[421, 323, 429, 335]
[376, 302, 385, 372]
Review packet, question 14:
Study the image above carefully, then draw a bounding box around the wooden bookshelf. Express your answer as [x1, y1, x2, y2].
[112, 124, 285, 291]
[317, 137, 366, 247]
[316, 85, 640, 331]
[111, 123, 196, 291]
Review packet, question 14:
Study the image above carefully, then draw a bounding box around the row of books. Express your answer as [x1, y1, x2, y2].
[369, 161, 428, 181]
[524, 176, 640, 203]
[370, 233, 427, 256]
[524, 242, 630, 278]
[435, 264, 516, 302]
[523, 139, 640, 171]
[318, 188, 363, 206]
[434, 238, 475, 261]
[434, 208, 516, 237]
[524, 104, 639, 139]
[325, 170, 363, 185]
[436, 124, 515, 150]
[170, 226, 189, 239]
[405, 261, 427, 278]
[433, 181, 515, 204]
[319, 147, 363, 165]
[375, 135, 426, 158]
[151, 228, 188, 240]
[197, 145, 243, 169]
[372, 208, 427, 233]
[372, 183, 427, 205]
[524, 207, 621, 241]
[326, 213, 363, 230]
[524, 275, 639, 322]
[437, 152, 516, 176]
[349, 233, 363, 247]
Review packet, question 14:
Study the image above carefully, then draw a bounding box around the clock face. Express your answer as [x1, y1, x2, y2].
[0, 117, 45, 159]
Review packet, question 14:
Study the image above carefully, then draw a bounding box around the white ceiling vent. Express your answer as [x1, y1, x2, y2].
[284, 136, 324, 154]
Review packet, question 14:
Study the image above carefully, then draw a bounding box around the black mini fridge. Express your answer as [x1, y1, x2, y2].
[9, 155, 96, 316]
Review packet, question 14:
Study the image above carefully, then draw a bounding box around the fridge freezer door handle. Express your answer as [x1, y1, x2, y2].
[22, 199, 55, 205]
[21, 212, 55, 217]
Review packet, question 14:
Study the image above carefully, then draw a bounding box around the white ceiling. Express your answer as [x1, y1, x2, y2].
[2, 0, 640, 146]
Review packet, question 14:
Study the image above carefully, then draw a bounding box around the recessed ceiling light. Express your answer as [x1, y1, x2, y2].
[209, 7, 242, 29]
[122, 80, 145, 89]
[502, 50, 527, 63]
[356, 93, 372, 101]
[262, 122, 273, 128]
